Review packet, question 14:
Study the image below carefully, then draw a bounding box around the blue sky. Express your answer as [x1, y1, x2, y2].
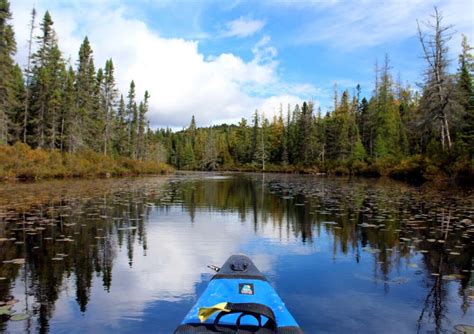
[11, 0, 474, 128]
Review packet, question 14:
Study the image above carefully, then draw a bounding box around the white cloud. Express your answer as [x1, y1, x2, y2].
[10, 1, 314, 129]
[221, 16, 266, 38]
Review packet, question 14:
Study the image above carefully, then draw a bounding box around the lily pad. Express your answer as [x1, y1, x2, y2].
[5, 299, 18, 305]
[455, 324, 474, 334]
[117, 227, 138, 231]
[3, 258, 25, 265]
[10, 313, 30, 321]
[442, 274, 465, 280]
[0, 305, 13, 316]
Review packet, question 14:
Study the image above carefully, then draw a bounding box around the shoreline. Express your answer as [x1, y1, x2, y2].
[1, 144, 472, 185]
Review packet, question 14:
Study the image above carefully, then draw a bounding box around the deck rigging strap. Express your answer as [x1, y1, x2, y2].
[209, 303, 277, 333]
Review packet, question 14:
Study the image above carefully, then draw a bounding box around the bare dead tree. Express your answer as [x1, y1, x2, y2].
[417, 7, 460, 151]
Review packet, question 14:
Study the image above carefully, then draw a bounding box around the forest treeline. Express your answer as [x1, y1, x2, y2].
[158, 9, 473, 180]
[0, 2, 473, 180]
[0, 2, 171, 178]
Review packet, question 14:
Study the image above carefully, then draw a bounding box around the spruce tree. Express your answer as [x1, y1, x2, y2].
[114, 94, 127, 156]
[126, 81, 136, 158]
[137, 91, 149, 160]
[29, 11, 65, 148]
[457, 35, 474, 157]
[95, 59, 118, 156]
[74, 36, 96, 151]
[60, 66, 75, 152]
[9, 64, 25, 142]
[0, 0, 17, 144]
[372, 56, 405, 160]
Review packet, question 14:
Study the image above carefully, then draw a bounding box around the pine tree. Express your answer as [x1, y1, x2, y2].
[126, 81, 137, 158]
[0, 0, 17, 144]
[101, 59, 118, 156]
[114, 94, 127, 155]
[251, 110, 259, 161]
[29, 11, 65, 148]
[137, 91, 149, 160]
[313, 107, 326, 164]
[288, 104, 301, 164]
[74, 36, 96, 151]
[269, 109, 284, 163]
[45, 45, 65, 149]
[334, 90, 351, 161]
[298, 101, 313, 165]
[457, 35, 474, 157]
[60, 66, 75, 152]
[9, 64, 25, 142]
[371, 56, 405, 160]
[188, 115, 197, 147]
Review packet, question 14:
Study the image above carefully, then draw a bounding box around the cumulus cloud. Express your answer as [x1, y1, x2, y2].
[221, 16, 266, 38]
[10, 1, 312, 129]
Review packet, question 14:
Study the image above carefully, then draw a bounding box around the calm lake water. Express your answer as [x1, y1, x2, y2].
[0, 173, 472, 333]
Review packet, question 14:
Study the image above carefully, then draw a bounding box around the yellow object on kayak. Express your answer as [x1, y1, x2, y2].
[198, 302, 230, 322]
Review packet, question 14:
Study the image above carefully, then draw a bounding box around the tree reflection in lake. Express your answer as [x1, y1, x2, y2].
[0, 173, 472, 333]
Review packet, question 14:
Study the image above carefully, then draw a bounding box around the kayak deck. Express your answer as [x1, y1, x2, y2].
[175, 255, 303, 333]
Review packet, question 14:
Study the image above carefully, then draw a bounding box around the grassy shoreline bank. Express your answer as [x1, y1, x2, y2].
[0, 143, 174, 181]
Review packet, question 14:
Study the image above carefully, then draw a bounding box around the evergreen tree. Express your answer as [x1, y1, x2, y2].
[298, 101, 313, 165]
[251, 110, 259, 161]
[9, 64, 25, 141]
[287, 104, 301, 164]
[101, 59, 118, 156]
[372, 56, 404, 159]
[137, 91, 149, 160]
[126, 81, 138, 158]
[0, 0, 17, 144]
[60, 66, 75, 152]
[333, 90, 351, 161]
[114, 94, 127, 156]
[72, 36, 96, 151]
[457, 35, 474, 156]
[29, 11, 65, 148]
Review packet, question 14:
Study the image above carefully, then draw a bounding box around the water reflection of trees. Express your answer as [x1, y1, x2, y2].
[169, 174, 472, 333]
[0, 178, 167, 332]
[0, 174, 472, 333]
